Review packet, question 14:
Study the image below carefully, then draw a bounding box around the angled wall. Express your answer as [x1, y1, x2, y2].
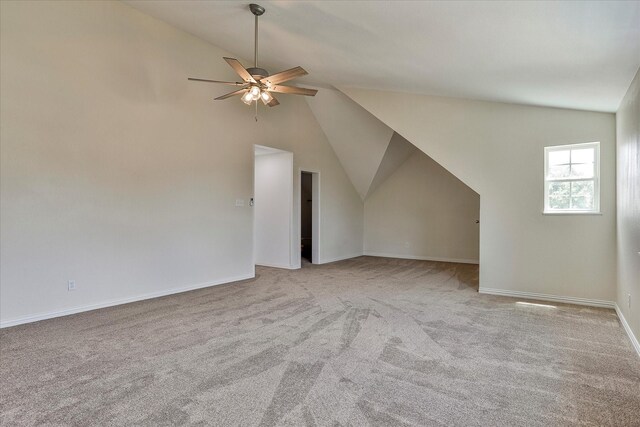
[367, 132, 417, 198]
[342, 87, 616, 302]
[307, 87, 479, 267]
[365, 150, 480, 264]
[305, 88, 393, 199]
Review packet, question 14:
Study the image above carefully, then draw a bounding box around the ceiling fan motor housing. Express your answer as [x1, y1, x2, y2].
[247, 67, 269, 80]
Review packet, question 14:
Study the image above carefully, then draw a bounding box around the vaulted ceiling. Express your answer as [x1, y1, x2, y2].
[126, 0, 640, 112]
[305, 88, 417, 200]
[304, 88, 392, 200]
[124, 0, 640, 198]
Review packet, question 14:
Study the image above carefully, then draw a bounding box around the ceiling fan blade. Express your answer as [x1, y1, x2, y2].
[188, 78, 247, 86]
[267, 95, 280, 107]
[223, 57, 256, 83]
[263, 66, 308, 86]
[269, 85, 318, 96]
[215, 88, 247, 100]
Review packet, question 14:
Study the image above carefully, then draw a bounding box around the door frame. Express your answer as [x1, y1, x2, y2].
[253, 145, 295, 269]
[298, 169, 320, 266]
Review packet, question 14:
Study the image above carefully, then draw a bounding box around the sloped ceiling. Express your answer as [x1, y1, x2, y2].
[122, 0, 640, 197]
[367, 132, 417, 198]
[305, 88, 393, 199]
[305, 89, 419, 200]
[125, 0, 640, 112]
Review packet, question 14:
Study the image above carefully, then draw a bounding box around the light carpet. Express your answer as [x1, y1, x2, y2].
[1, 256, 638, 426]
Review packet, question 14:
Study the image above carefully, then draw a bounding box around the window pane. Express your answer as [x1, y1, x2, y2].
[571, 180, 594, 196]
[570, 181, 595, 210]
[571, 148, 594, 164]
[549, 150, 570, 165]
[570, 163, 594, 178]
[549, 195, 570, 209]
[548, 165, 570, 179]
[571, 195, 594, 210]
[549, 181, 570, 196]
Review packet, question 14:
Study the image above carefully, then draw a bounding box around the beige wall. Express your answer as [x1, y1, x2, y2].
[0, 0, 363, 325]
[0, 0, 626, 328]
[616, 68, 640, 344]
[364, 151, 480, 263]
[343, 87, 617, 302]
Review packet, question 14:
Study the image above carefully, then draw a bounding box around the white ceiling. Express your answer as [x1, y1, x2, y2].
[125, 0, 640, 113]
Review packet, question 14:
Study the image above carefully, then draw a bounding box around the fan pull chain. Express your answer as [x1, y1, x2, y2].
[255, 101, 258, 122]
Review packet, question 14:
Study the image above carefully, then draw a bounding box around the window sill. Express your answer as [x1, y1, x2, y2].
[542, 211, 602, 216]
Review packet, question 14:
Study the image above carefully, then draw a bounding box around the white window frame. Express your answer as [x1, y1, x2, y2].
[543, 141, 600, 215]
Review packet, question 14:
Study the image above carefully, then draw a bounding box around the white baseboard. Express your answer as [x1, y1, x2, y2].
[255, 262, 298, 270]
[0, 273, 255, 329]
[478, 287, 616, 308]
[479, 287, 638, 358]
[318, 253, 363, 264]
[364, 252, 479, 265]
[615, 304, 640, 358]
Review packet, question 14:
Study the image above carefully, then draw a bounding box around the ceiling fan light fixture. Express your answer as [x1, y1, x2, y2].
[241, 91, 254, 105]
[260, 90, 273, 104]
[249, 85, 261, 100]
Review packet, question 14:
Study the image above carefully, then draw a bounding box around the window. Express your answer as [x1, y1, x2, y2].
[544, 142, 600, 214]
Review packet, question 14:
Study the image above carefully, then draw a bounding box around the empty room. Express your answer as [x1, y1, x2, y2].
[1, 1, 639, 425]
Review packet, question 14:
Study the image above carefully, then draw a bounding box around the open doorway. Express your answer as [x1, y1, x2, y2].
[254, 145, 294, 269]
[300, 170, 319, 265]
[301, 172, 312, 262]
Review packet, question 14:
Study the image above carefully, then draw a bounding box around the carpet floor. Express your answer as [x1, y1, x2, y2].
[1, 256, 639, 426]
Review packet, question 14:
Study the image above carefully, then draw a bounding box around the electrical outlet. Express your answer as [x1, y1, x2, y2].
[68, 280, 76, 291]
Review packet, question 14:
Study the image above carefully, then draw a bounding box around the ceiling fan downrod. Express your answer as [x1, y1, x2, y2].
[250, 4, 265, 69]
[250, 4, 265, 121]
[245, 4, 268, 81]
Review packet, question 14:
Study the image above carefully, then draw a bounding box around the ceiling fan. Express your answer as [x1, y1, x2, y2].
[188, 3, 317, 108]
